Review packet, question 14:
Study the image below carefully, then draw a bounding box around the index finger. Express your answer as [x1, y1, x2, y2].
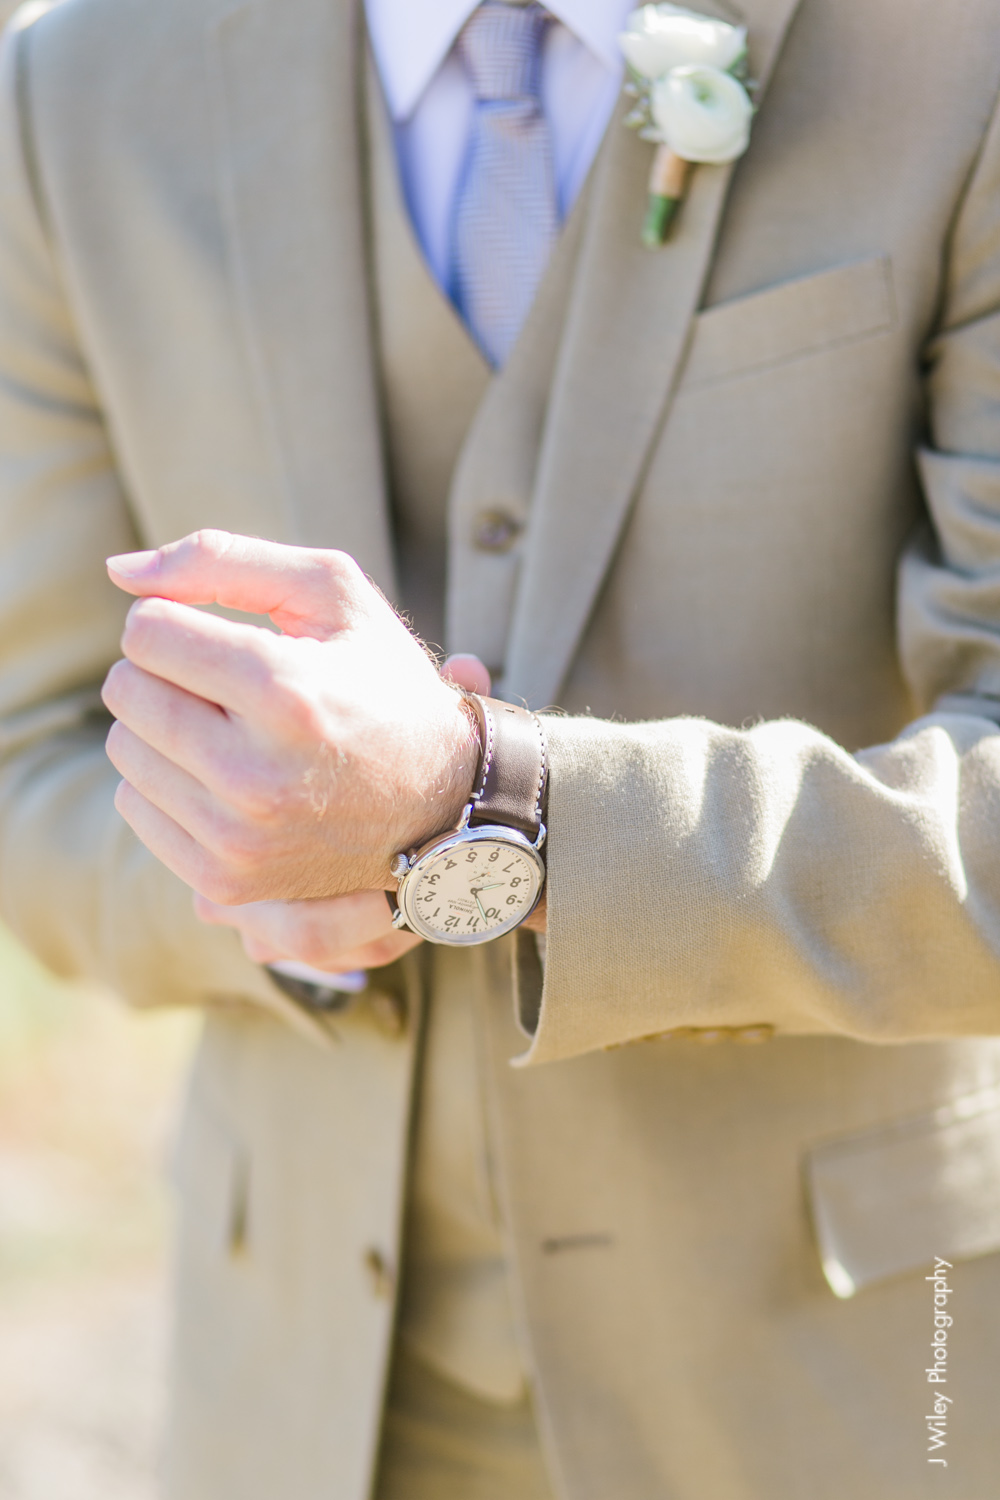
[106, 529, 371, 639]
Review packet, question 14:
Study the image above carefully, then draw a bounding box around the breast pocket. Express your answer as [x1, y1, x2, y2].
[683, 255, 895, 389]
[805, 1086, 1000, 1298]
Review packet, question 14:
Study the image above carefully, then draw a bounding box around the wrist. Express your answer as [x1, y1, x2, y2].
[388, 695, 547, 945]
[391, 688, 481, 862]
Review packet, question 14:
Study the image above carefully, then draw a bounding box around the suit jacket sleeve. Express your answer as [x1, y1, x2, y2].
[0, 19, 302, 1027]
[524, 88, 1000, 1066]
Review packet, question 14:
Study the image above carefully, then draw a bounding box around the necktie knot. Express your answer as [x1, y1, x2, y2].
[458, 2, 549, 103]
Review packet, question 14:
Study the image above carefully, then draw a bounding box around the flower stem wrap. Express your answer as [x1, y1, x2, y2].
[642, 145, 691, 246]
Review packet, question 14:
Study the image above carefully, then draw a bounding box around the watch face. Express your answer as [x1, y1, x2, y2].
[401, 830, 544, 944]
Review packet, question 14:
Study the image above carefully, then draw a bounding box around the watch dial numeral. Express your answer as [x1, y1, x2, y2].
[409, 841, 540, 940]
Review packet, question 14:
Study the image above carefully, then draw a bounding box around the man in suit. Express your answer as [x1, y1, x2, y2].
[3, 0, 1000, 1495]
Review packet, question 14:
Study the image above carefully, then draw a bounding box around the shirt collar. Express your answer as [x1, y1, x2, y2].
[366, 0, 629, 122]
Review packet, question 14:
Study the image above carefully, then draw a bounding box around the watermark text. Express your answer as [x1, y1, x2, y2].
[925, 1257, 953, 1466]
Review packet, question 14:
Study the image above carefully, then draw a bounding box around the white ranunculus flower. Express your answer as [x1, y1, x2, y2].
[651, 64, 753, 163]
[620, 4, 747, 81]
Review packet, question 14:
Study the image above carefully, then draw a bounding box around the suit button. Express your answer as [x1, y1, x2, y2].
[733, 1024, 775, 1044]
[473, 509, 522, 553]
[364, 1247, 395, 1298]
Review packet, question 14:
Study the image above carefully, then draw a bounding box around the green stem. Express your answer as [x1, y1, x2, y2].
[642, 193, 681, 248]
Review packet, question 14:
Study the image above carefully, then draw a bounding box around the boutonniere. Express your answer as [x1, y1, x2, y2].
[619, 4, 754, 247]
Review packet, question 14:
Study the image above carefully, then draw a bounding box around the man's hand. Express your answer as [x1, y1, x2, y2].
[193, 888, 422, 970]
[102, 530, 480, 905]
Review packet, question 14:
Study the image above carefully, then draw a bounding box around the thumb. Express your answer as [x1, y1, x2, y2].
[107, 530, 373, 637]
[442, 654, 492, 696]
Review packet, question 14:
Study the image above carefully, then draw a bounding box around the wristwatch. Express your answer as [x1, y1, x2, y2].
[388, 694, 547, 945]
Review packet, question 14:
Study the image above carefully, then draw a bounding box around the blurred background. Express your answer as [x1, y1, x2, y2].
[0, 5, 206, 1497]
[0, 924, 198, 1500]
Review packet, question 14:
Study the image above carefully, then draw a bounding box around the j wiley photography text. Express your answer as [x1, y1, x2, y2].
[926, 1257, 953, 1467]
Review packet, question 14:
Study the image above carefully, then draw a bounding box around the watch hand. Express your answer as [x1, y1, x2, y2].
[475, 895, 488, 924]
[477, 882, 504, 892]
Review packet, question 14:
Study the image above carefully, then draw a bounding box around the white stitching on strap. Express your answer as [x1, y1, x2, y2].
[477, 698, 495, 802]
[530, 712, 546, 823]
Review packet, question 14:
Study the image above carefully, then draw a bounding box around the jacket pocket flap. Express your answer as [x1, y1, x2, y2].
[685, 256, 894, 388]
[805, 1087, 1000, 1298]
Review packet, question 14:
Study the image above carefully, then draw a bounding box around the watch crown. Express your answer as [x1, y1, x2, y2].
[389, 852, 410, 880]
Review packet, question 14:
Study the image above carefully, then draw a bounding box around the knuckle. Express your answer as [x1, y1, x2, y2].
[101, 659, 129, 712]
[215, 826, 264, 872]
[184, 528, 234, 565]
[196, 863, 251, 907]
[320, 550, 372, 613]
[112, 775, 133, 815]
[122, 597, 171, 655]
[321, 548, 360, 583]
[217, 759, 283, 822]
[195, 803, 264, 871]
[251, 640, 293, 705]
[289, 700, 325, 745]
[104, 718, 128, 766]
[269, 677, 324, 740]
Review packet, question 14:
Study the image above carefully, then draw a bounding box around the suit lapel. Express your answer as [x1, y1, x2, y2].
[501, 0, 806, 708]
[206, 0, 397, 596]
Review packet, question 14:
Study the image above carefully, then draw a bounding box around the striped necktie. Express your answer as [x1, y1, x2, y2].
[450, 1, 559, 368]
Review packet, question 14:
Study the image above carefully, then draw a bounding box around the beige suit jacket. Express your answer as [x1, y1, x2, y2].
[2, 0, 1000, 1495]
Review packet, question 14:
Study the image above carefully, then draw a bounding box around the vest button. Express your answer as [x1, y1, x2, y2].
[363, 1246, 395, 1298]
[473, 509, 522, 553]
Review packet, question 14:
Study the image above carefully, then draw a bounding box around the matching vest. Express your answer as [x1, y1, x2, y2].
[366, 45, 592, 1403]
[367, 55, 526, 1404]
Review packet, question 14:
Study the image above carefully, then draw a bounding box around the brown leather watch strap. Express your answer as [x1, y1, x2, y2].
[463, 694, 547, 839]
